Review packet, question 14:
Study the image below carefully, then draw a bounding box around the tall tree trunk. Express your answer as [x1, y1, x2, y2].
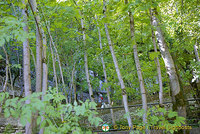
[29, 1, 44, 132]
[29, 0, 43, 93]
[80, 13, 94, 102]
[8, 57, 14, 98]
[126, 1, 148, 131]
[39, 29, 48, 134]
[46, 26, 67, 101]
[151, 8, 186, 133]
[70, 62, 76, 102]
[3, 46, 15, 97]
[149, 11, 163, 105]
[22, 1, 32, 133]
[103, 0, 132, 128]
[96, 15, 115, 125]
[49, 40, 58, 92]
[2, 46, 9, 92]
[0, 46, 9, 113]
[192, 41, 200, 104]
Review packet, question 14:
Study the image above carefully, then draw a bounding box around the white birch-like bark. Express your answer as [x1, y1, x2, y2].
[126, 3, 148, 129]
[22, 1, 32, 133]
[150, 10, 163, 105]
[151, 9, 180, 97]
[80, 13, 94, 102]
[103, 0, 132, 127]
[193, 41, 199, 84]
[96, 16, 115, 125]
[151, 8, 186, 119]
[194, 43, 200, 62]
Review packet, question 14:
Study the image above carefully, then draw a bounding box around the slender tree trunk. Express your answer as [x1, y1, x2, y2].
[80, 13, 94, 102]
[46, 26, 67, 101]
[39, 29, 48, 134]
[46, 31, 64, 122]
[40, 7, 68, 101]
[29, 0, 43, 93]
[49, 40, 58, 92]
[125, 1, 148, 131]
[2, 46, 9, 92]
[151, 8, 186, 133]
[29, 1, 44, 132]
[0, 46, 9, 113]
[52, 36, 66, 94]
[22, 1, 32, 133]
[191, 40, 200, 104]
[103, 0, 132, 127]
[8, 57, 14, 98]
[3, 46, 15, 97]
[73, 81, 77, 102]
[96, 15, 115, 125]
[70, 62, 76, 102]
[149, 11, 163, 105]
[17, 45, 24, 96]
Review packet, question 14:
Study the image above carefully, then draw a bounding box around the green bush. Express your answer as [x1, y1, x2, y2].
[0, 88, 102, 134]
[128, 106, 186, 134]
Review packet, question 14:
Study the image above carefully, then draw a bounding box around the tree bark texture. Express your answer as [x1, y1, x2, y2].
[150, 10, 164, 105]
[22, 1, 32, 133]
[103, 0, 132, 128]
[80, 12, 94, 102]
[39, 28, 48, 134]
[126, 2, 148, 131]
[151, 9, 186, 131]
[96, 15, 116, 125]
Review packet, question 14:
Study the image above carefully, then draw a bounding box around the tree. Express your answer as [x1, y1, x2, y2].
[126, 0, 148, 131]
[150, 7, 186, 134]
[22, 0, 32, 133]
[29, 0, 45, 132]
[149, 9, 163, 105]
[80, 11, 94, 102]
[103, 0, 132, 128]
[96, 15, 115, 125]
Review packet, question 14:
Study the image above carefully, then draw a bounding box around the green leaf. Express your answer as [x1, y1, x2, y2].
[149, 52, 160, 60]
[40, 120, 46, 128]
[74, 101, 78, 106]
[12, 64, 22, 69]
[4, 108, 10, 118]
[37, 116, 42, 125]
[20, 116, 27, 126]
[168, 111, 177, 118]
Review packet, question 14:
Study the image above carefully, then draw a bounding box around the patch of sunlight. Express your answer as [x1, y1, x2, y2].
[56, 0, 66, 3]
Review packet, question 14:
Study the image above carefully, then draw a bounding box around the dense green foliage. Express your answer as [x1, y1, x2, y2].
[0, 0, 199, 133]
[0, 90, 102, 133]
[0, 0, 199, 100]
